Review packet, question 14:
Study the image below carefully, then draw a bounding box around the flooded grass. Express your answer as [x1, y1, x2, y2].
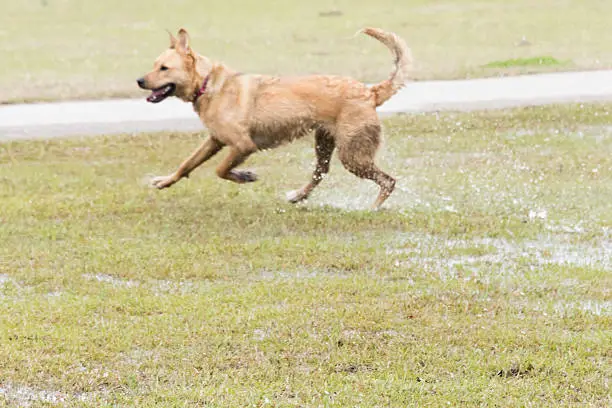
[0, 104, 611, 406]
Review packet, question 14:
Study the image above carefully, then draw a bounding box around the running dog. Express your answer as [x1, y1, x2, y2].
[137, 27, 411, 209]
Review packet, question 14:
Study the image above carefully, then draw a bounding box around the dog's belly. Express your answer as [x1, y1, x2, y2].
[249, 120, 317, 150]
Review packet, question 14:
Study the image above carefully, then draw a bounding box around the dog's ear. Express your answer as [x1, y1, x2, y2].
[177, 28, 191, 52]
[167, 29, 178, 49]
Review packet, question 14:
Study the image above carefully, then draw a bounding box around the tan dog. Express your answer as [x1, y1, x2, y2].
[137, 27, 411, 209]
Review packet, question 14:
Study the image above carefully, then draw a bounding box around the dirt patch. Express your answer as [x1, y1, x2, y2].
[496, 362, 536, 378]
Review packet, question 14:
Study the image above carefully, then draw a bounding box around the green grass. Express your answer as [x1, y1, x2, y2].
[3, 0, 612, 103]
[484, 56, 564, 68]
[1, 104, 611, 406]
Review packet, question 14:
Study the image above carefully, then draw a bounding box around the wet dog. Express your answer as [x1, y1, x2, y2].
[137, 27, 411, 209]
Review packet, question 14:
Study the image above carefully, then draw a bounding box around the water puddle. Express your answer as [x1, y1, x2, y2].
[0, 382, 68, 406]
[388, 232, 612, 280]
[258, 268, 349, 281]
[0, 382, 108, 406]
[554, 300, 612, 316]
[83, 273, 139, 288]
[82, 273, 215, 295]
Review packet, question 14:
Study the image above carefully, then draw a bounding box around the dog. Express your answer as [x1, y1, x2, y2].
[137, 27, 411, 209]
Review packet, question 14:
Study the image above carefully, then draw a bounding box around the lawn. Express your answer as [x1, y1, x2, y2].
[2, 0, 612, 103]
[0, 104, 610, 406]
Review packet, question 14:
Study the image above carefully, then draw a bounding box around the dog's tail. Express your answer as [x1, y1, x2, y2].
[361, 27, 412, 107]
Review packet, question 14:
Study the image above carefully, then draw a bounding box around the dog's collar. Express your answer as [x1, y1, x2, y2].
[193, 75, 209, 102]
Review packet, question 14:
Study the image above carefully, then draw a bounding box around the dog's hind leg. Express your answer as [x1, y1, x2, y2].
[152, 136, 223, 189]
[287, 128, 335, 203]
[337, 123, 395, 210]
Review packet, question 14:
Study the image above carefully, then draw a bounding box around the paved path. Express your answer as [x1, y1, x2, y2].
[2, 70, 612, 140]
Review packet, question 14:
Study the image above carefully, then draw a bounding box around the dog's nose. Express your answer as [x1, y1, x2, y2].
[137, 77, 146, 89]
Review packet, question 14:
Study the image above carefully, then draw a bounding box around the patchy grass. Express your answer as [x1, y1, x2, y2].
[1, 104, 611, 406]
[3, 0, 612, 103]
[484, 56, 564, 68]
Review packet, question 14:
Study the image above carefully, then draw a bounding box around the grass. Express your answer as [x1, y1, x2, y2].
[3, 0, 612, 103]
[484, 56, 564, 69]
[1, 104, 611, 406]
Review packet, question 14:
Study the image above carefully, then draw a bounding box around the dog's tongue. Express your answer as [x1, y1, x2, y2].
[147, 88, 166, 103]
[147, 84, 175, 103]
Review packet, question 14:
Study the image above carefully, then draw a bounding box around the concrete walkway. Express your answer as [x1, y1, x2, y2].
[2, 70, 612, 140]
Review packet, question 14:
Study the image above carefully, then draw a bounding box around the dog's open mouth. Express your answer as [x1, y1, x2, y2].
[147, 84, 176, 103]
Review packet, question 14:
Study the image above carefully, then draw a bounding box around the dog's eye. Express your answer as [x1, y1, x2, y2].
[160, 65, 169, 71]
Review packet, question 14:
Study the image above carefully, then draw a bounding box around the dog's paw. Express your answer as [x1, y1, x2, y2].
[151, 174, 177, 189]
[286, 189, 307, 203]
[232, 170, 258, 183]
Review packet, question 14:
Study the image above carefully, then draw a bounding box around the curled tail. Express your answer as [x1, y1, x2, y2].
[361, 27, 412, 107]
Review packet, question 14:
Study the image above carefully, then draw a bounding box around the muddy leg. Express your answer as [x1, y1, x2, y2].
[337, 124, 395, 210]
[287, 129, 335, 203]
[215, 145, 258, 183]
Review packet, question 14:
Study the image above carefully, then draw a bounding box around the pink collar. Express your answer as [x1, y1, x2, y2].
[193, 76, 209, 102]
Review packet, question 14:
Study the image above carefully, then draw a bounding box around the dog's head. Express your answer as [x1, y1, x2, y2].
[137, 29, 206, 103]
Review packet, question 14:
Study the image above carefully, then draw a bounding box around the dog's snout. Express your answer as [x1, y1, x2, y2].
[137, 77, 146, 89]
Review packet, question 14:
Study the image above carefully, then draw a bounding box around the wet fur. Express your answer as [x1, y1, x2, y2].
[137, 27, 412, 209]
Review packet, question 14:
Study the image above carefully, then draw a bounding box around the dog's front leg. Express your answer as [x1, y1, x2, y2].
[215, 140, 258, 183]
[152, 136, 223, 189]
